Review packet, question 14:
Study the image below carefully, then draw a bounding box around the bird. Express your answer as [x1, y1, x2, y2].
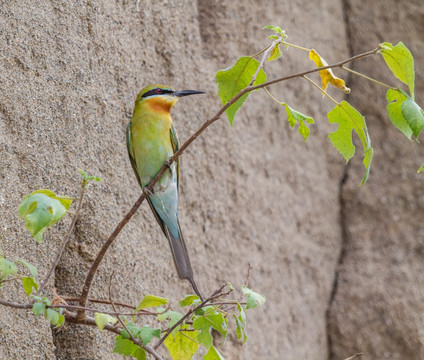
[126, 84, 205, 299]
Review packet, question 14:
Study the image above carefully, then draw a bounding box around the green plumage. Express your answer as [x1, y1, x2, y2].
[126, 84, 204, 298]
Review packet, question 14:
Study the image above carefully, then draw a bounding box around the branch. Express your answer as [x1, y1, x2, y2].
[36, 181, 87, 296]
[154, 284, 230, 349]
[249, 40, 279, 86]
[64, 311, 164, 360]
[77, 45, 380, 319]
[63, 296, 136, 310]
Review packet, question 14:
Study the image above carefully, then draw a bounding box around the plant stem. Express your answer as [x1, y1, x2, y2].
[341, 65, 397, 90]
[282, 41, 311, 52]
[303, 75, 340, 106]
[249, 40, 279, 86]
[77, 45, 379, 321]
[154, 284, 229, 349]
[35, 181, 86, 297]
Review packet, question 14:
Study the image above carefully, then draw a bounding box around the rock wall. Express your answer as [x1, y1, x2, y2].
[0, 1, 422, 359]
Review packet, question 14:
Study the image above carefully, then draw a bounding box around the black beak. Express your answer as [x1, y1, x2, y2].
[173, 90, 206, 97]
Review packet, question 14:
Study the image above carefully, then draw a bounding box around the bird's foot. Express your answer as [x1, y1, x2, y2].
[143, 187, 154, 196]
[164, 159, 173, 171]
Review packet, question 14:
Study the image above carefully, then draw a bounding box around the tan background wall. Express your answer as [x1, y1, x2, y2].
[0, 1, 422, 359]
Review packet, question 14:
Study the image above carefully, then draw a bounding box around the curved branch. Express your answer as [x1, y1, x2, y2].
[77, 46, 380, 319]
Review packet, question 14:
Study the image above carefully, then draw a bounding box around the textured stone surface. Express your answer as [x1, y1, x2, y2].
[328, 1, 424, 360]
[1, 0, 422, 360]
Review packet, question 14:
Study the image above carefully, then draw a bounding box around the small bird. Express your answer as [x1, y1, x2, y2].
[126, 84, 205, 299]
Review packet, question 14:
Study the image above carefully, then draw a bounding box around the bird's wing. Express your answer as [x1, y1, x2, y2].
[170, 122, 180, 189]
[126, 122, 142, 187]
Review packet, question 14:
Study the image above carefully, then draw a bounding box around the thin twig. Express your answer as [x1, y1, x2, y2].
[154, 284, 229, 349]
[303, 75, 340, 106]
[77, 46, 379, 320]
[343, 353, 363, 360]
[36, 182, 87, 296]
[249, 40, 279, 86]
[63, 296, 136, 310]
[342, 65, 396, 90]
[108, 273, 165, 360]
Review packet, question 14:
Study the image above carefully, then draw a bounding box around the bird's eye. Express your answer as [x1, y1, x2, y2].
[156, 88, 162, 94]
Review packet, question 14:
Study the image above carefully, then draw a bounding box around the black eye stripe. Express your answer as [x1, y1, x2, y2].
[141, 88, 173, 98]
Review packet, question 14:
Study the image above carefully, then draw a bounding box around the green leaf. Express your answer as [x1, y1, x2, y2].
[45, 308, 59, 325]
[215, 56, 267, 125]
[380, 42, 415, 97]
[18, 190, 72, 243]
[418, 164, 424, 173]
[401, 96, 424, 139]
[203, 345, 226, 360]
[193, 310, 228, 349]
[22, 276, 38, 296]
[327, 101, 374, 185]
[267, 43, 282, 62]
[386, 88, 413, 139]
[55, 314, 65, 328]
[233, 302, 247, 344]
[113, 335, 146, 360]
[16, 259, 37, 278]
[135, 294, 168, 312]
[32, 302, 45, 316]
[282, 103, 314, 141]
[158, 310, 184, 336]
[179, 294, 201, 308]
[94, 312, 118, 331]
[263, 25, 283, 33]
[164, 324, 200, 360]
[0, 258, 17, 278]
[121, 323, 161, 346]
[242, 286, 266, 309]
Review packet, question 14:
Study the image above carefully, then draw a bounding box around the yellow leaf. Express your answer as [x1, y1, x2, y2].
[309, 49, 350, 94]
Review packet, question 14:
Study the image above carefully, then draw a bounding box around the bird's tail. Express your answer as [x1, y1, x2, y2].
[164, 222, 203, 300]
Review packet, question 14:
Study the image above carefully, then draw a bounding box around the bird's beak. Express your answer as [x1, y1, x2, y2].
[173, 90, 206, 97]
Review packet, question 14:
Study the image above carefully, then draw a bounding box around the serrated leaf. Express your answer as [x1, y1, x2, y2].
[242, 286, 266, 309]
[164, 324, 200, 360]
[0, 258, 17, 278]
[267, 43, 282, 62]
[137, 326, 162, 346]
[46, 308, 59, 325]
[282, 103, 314, 141]
[380, 42, 415, 98]
[32, 302, 45, 316]
[386, 89, 413, 139]
[16, 259, 37, 278]
[401, 96, 424, 139]
[327, 101, 374, 185]
[203, 345, 226, 360]
[113, 335, 146, 360]
[121, 323, 161, 346]
[193, 311, 228, 349]
[22, 276, 38, 296]
[95, 312, 118, 331]
[135, 294, 168, 312]
[158, 310, 184, 336]
[215, 56, 267, 125]
[18, 190, 72, 243]
[233, 302, 248, 344]
[179, 294, 201, 308]
[309, 49, 350, 94]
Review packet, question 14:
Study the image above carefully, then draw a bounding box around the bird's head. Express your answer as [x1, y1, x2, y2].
[135, 84, 205, 113]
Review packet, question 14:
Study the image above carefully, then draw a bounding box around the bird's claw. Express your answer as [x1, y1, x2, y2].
[143, 187, 154, 196]
[164, 159, 173, 171]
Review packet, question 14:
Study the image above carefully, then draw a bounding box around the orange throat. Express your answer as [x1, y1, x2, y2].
[145, 97, 177, 114]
